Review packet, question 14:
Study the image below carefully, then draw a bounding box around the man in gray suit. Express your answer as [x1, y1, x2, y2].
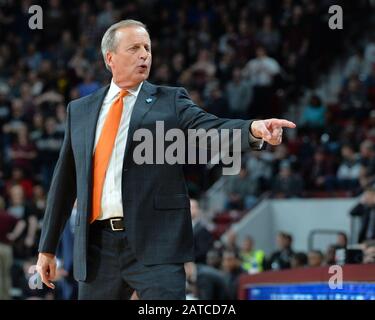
[36, 19, 295, 299]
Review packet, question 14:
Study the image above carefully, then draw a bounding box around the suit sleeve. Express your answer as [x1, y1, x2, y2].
[175, 87, 263, 151]
[38, 103, 77, 254]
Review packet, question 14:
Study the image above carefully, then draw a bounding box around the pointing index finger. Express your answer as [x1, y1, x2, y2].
[272, 119, 296, 129]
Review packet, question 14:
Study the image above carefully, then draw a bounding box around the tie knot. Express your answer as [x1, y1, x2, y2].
[118, 89, 128, 99]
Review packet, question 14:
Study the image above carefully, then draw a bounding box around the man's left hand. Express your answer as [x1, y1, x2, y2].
[251, 118, 296, 145]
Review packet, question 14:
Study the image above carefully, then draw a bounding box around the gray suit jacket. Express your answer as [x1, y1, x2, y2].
[38, 81, 262, 281]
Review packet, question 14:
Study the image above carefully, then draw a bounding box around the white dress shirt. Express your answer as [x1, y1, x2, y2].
[94, 79, 143, 220]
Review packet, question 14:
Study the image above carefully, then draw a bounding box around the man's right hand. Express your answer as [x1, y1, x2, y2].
[36, 252, 57, 289]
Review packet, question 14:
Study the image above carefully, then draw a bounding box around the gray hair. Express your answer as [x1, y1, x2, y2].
[101, 19, 148, 71]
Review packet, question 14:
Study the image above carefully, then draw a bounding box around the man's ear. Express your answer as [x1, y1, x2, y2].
[106, 51, 113, 69]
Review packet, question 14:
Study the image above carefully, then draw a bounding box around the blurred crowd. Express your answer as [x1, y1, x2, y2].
[0, 0, 374, 299]
[186, 197, 375, 300]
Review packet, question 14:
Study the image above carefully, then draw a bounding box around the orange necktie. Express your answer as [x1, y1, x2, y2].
[90, 89, 128, 223]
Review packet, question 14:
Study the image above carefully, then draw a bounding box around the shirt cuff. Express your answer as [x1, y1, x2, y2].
[248, 124, 264, 150]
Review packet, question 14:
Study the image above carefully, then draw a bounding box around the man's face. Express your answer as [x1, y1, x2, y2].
[308, 252, 323, 267]
[242, 238, 253, 252]
[222, 254, 238, 272]
[277, 234, 288, 249]
[107, 26, 152, 88]
[206, 251, 221, 268]
[256, 47, 266, 58]
[336, 234, 347, 247]
[341, 146, 353, 159]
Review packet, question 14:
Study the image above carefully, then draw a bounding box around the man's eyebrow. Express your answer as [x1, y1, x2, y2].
[127, 42, 151, 47]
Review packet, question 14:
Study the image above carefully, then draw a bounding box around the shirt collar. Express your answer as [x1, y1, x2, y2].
[107, 79, 144, 100]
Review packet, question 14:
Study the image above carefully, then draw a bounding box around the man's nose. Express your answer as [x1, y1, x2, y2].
[140, 47, 148, 60]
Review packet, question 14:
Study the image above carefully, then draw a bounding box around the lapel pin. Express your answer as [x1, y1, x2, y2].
[145, 98, 152, 103]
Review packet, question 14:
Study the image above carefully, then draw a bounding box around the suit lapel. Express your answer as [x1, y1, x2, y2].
[123, 81, 158, 161]
[84, 85, 110, 178]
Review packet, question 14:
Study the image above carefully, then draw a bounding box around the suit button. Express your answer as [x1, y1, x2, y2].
[123, 167, 128, 172]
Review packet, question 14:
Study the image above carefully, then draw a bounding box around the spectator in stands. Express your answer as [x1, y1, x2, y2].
[344, 48, 370, 79]
[290, 252, 308, 268]
[8, 125, 37, 176]
[350, 183, 375, 243]
[307, 250, 324, 267]
[325, 232, 348, 266]
[336, 232, 348, 248]
[68, 48, 90, 79]
[25, 44, 42, 72]
[325, 245, 337, 265]
[225, 67, 252, 119]
[21, 184, 46, 257]
[242, 46, 280, 118]
[240, 235, 265, 274]
[364, 35, 375, 66]
[190, 199, 214, 264]
[205, 84, 229, 118]
[223, 229, 239, 253]
[365, 110, 375, 140]
[35, 117, 64, 190]
[153, 63, 172, 87]
[304, 148, 337, 191]
[97, 1, 117, 30]
[2, 99, 28, 137]
[359, 140, 375, 188]
[272, 160, 304, 198]
[184, 262, 230, 300]
[224, 166, 258, 210]
[245, 150, 273, 192]
[29, 113, 44, 143]
[170, 53, 186, 85]
[4, 167, 34, 200]
[267, 232, 295, 270]
[206, 249, 222, 270]
[218, 23, 237, 56]
[221, 249, 245, 300]
[340, 76, 370, 120]
[28, 184, 47, 224]
[336, 144, 361, 191]
[235, 21, 256, 65]
[300, 95, 326, 129]
[6, 184, 39, 259]
[365, 64, 375, 106]
[0, 196, 17, 300]
[271, 144, 291, 177]
[256, 15, 281, 56]
[77, 71, 101, 98]
[55, 103, 67, 136]
[189, 49, 216, 80]
[362, 240, 375, 263]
